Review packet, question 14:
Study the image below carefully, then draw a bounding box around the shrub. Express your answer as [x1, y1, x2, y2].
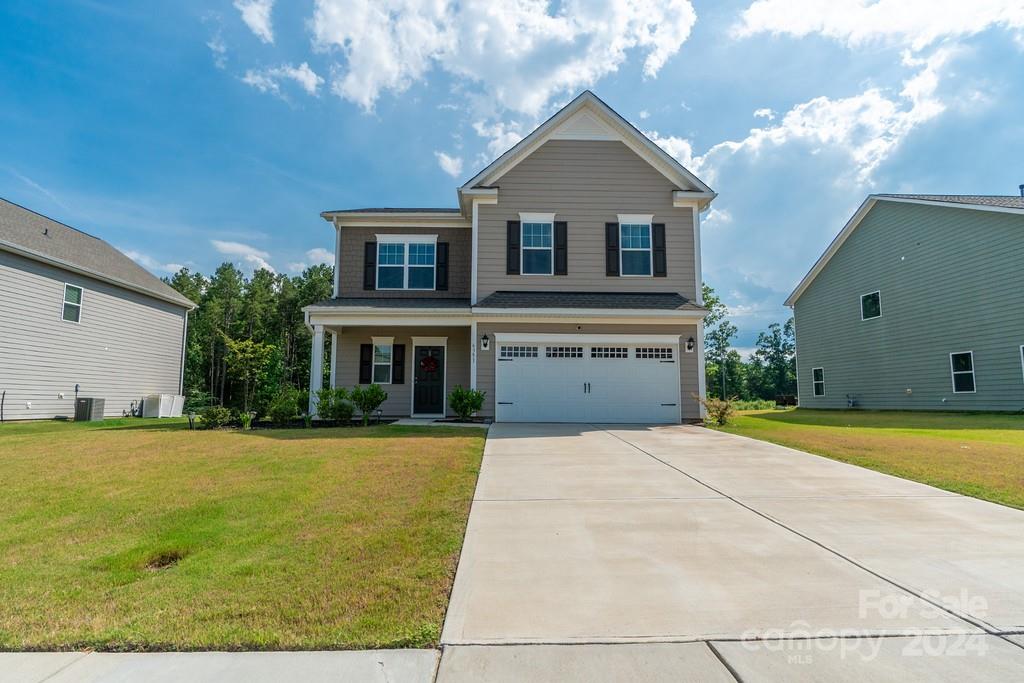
[448, 385, 485, 421]
[350, 384, 388, 426]
[695, 395, 735, 426]
[316, 387, 354, 423]
[199, 405, 234, 429]
[731, 399, 777, 411]
[239, 411, 255, 430]
[267, 386, 300, 424]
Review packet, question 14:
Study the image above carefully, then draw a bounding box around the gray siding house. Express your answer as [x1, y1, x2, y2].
[304, 91, 715, 422]
[786, 194, 1024, 412]
[0, 199, 195, 420]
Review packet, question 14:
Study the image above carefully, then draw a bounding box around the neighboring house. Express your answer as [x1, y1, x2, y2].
[786, 194, 1024, 412]
[304, 91, 715, 423]
[0, 199, 195, 420]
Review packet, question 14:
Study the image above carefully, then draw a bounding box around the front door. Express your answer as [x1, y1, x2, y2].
[413, 346, 445, 415]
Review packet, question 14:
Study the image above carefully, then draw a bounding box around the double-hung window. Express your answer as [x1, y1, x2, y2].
[521, 219, 553, 275]
[812, 368, 825, 396]
[950, 351, 976, 393]
[373, 341, 393, 384]
[618, 215, 652, 276]
[376, 236, 436, 290]
[861, 291, 881, 320]
[62, 284, 83, 323]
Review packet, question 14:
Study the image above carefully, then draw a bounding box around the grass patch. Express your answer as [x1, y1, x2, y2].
[712, 409, 1024, 508]
[0, 418, 485, 651]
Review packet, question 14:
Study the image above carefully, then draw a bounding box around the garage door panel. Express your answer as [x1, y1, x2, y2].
[496, 342, 680, 424]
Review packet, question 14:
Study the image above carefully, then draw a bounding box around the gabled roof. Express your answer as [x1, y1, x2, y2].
[0, 198, 195, 309]
[785, 193, 1024, 307]
[458, 91, 715, 212]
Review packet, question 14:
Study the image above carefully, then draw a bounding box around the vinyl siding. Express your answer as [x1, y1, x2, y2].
[476, 139, 697, 301]
[793, 201, 1024, 411]
[475, 322, 701, 420]
[333, 326, 471, 416]
[338, 226, 471, 298]
[0, 250, 187, 420]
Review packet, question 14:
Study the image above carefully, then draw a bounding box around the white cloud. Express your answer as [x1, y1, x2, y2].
[733, 0, 1024, 51]
[311, 0, 697, 115]
[242, 63, 324, 99]
[753, 107, 774, 121]
[638, 109, 650, 120]
[211, 239, 275, 273]
[207, 31, 227, 70]
[121, 249, 184, 274]
[234, 0, 275, 44]
[472, 119, 528, 160]
[650, 48, 955, 185]
[306, 247, 334, 265]
[703, 208, 732, 226]
[434, 151, 464, 178]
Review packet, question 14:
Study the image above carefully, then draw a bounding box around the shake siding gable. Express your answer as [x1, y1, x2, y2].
[794, 201, 1024, 411]
[338, 226, 471, 298]
[476, 139, 696, 300]
[0, 250, 187, 419]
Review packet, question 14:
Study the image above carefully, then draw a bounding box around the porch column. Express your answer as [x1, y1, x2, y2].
[329, 330, 339, 389]
[309, 324, 325, 416]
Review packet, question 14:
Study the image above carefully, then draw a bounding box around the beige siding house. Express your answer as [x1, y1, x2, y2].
[0, 199, 194, 420]
[304, 92, 715, 422]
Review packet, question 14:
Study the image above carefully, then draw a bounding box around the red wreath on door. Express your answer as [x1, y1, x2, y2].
[420, 355, 439, 373]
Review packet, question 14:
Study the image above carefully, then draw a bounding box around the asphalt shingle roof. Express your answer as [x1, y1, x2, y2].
[312, 297, 471, 308]
[475, 291, 704, 311]
[0, 199, 195, 308]
[322, 207, 462, 214]
[876, 194, 1024, 210]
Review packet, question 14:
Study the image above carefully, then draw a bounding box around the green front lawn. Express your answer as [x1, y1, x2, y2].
[713, 409, 1024, 508]
[0, 418, 485, 651]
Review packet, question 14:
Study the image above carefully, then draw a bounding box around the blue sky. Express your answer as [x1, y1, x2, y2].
[2, 1, 1022, 350]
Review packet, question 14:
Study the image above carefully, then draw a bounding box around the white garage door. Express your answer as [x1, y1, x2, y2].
[495, 337, 682, 423]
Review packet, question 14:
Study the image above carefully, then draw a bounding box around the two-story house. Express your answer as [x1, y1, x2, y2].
[303, 92, 715, 423]
[786, 194, 1024, 412]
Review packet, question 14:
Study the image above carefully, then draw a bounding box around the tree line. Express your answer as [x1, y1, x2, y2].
[702, 283, 796, 402]
[165, 263, 333, 415]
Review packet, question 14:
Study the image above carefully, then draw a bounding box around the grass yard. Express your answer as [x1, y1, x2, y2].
[0, 418, 485, 651]
[714, 409, 1024, 509]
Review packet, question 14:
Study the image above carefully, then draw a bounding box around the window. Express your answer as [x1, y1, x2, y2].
[62, 284, 82, 323]
[521, 222, 553, 275]
[950, 351, 976, 393]
[812, 368, 825, 396]
[546, 346, 583, 358]
[373, 343, 393, 384]
[376, 237, 436, 290]
[861, 291, 881, 320]
[620, 223, 652, 276]
[636, 347, 673, 360]
[500, 345, 538, 358]
[1020, 346, 1024, 383]
[591, 347, 629, 359]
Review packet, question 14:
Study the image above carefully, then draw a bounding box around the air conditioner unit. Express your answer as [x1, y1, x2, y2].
[142, 394, 185, 418]
[74, 397, 105, 421]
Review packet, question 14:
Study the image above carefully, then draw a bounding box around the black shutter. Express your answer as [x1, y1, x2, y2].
[436, 242, 449, 291]
[363, 242, 376, 290]
[392, 344, 406, 384]
[358, 344, 373, 384]
[506, 220, 521, 275]
[554, 221, 568, 275]
[605, 223, 619, 276]
[652, 223, 667, 277]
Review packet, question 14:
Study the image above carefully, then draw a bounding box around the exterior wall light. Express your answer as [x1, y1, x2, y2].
[685, 337, 696, 352]
[480, 334, 490, 351]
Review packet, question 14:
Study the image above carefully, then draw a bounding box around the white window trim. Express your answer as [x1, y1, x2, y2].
[812, 367, 825, 397]
[861, 290, 881, 321]
[62, 283, 83, 324]
[949, 351, 976, 394]
[371, 336, 394, 385]
[618, 219, 653, 278]
[375, 236, 438, 291]
[1020, 345, 1024, 384]
[519, 214, 555, 276]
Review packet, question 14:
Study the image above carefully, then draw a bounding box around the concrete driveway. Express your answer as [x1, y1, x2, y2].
[438, 423, 1024, 681]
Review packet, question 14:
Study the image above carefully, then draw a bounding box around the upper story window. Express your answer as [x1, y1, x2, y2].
[812, 367, 825, 396]
[950, 351, 975, 393]
[618, 214, 653, 276]
[62, 284, 83, 323]
[520, 214, 554, 275]
[376, 235, 436, 290]
[861, 291, 881, 320]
